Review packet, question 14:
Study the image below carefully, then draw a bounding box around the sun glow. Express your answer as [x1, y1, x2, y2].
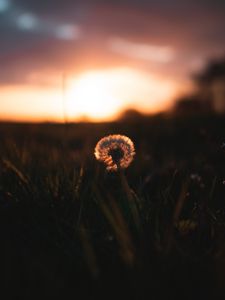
[0, 68, 181, 122]
[66, 68, 179, 121]
[66, 71, 123, 121]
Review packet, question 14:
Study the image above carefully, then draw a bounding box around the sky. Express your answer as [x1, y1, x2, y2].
[0, 0, 225, 121]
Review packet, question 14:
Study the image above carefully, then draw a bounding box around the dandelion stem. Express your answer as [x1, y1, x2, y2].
[118, 167, 141, 231]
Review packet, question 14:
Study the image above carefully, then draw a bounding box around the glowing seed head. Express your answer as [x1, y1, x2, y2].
[94, 134, 135, 171]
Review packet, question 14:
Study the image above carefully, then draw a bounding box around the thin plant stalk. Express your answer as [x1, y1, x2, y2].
[117, 165, 141, 232]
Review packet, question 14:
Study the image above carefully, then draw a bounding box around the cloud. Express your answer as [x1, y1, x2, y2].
[0, 0, 10, 12]
[16, 13, 38, 30]
[54, 24, 81, 40]
[108, 37, 175, 63]
[14, 12, 82, 40]
[1, 0, 82, 40]
[0, 0, 224, 86]
[15, 14, 82, 41]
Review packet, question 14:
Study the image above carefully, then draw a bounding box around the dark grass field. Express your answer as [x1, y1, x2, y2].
[1, 114, 225, 299]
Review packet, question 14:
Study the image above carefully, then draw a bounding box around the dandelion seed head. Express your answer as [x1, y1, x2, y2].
[94, 134, 135, 171]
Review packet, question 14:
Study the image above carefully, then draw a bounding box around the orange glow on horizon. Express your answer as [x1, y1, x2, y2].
[66, 68, 181, 120]
[0, 68, 184, 122]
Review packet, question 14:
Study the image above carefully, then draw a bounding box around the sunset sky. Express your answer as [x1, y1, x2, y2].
[0, 0, 225, 121]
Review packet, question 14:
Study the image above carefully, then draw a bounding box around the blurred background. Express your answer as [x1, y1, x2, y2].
[1, 3, 225, 297]
[0, 0, 225, 122]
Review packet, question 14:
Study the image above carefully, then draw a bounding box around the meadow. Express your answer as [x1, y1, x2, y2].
[1, 114, 225, 299]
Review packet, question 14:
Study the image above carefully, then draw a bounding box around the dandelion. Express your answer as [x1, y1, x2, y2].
[94, 134, 135, 171]
[95, 134, 141, 237]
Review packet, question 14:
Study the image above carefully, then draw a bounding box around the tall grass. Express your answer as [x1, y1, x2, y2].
[0, 115, 225, 298]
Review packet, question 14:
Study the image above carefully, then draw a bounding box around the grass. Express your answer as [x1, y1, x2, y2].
[0, 114, 225, 299]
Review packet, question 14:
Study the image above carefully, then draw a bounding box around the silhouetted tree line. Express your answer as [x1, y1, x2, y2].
[119, 56, 225, 121]
[173, 56, 225, 115]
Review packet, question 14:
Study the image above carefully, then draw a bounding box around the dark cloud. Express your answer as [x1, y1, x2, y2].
[0, 0, 225, 85]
